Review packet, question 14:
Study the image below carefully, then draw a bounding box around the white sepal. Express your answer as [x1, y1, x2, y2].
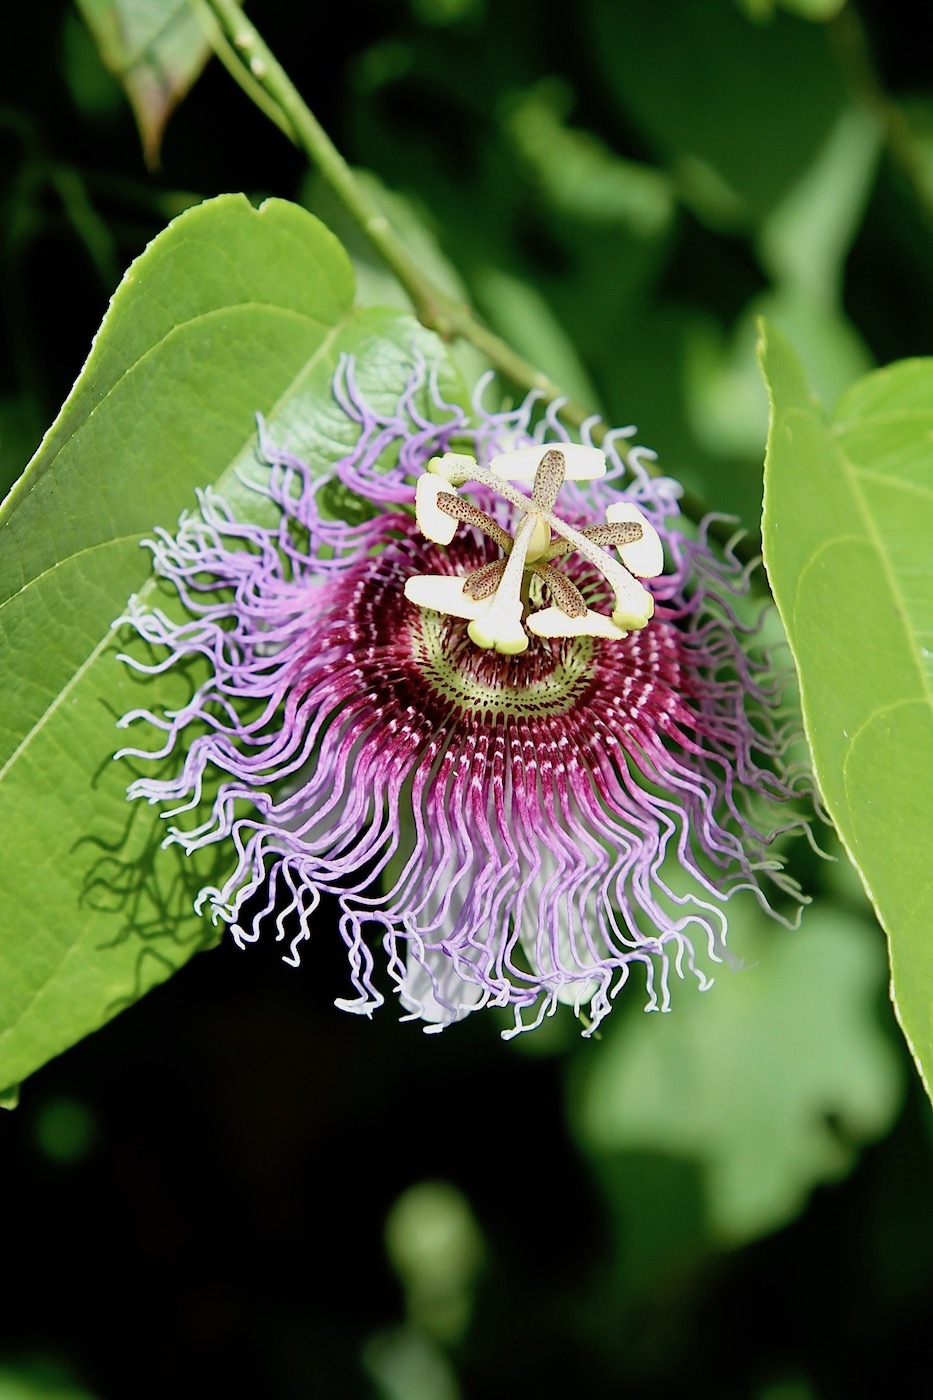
[605, 502, 664, 578]
[415, 474, 459, 545]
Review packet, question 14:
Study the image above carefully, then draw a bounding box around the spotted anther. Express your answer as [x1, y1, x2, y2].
[404, 445, 664, 652]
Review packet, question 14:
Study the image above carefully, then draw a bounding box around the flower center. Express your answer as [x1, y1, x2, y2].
[409, 566, 599, 722]
[403, 446, 664, 654]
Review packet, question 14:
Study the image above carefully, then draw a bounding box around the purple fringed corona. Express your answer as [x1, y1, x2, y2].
[116, 359, 811, 1036]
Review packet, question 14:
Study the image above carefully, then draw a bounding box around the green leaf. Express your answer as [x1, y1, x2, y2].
[505, 81, 675, 238]
[895, 97, 933, 215]
[300, 167, 491, 390]
[587, 0, 848, 229]
[760, 319, 933, 1098]
[683, 107, 877, 478]
[472, 266, 603, 414]
[572, 898, 902, 1245]
[685, 283, 872, 461]
[776, 0, 847, 19]
[734, 0, 847, 21]
[75, 0, 217, 166]
[0, 1362, 100, 1400]
[757, 107, 880, 301]
[0, 193, 461, 1093]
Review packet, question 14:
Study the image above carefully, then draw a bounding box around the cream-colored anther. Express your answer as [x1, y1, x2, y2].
[540, 513, 655, 632]
[527, 607, 630, 641]
[605, 503, 664, 578]
[415, 474, 460, 545]
[404, 573, 488, 620]
[490, 444, 606, 481]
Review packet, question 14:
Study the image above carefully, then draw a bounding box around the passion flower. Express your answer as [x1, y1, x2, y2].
[116, 360, 810, 1036]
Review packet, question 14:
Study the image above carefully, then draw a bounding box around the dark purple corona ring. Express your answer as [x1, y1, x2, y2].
[116, 359, 812, 1036]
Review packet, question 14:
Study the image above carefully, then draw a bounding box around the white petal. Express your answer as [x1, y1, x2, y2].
[404, 573, 489, 619]
[415, 474, 459, 544]
[490, 443, 606, 481]
[518, 852, 601, 1011]
[399, 946, 485, 1027]
[605, 502, 664, 577]
[527, 606, 629, 640]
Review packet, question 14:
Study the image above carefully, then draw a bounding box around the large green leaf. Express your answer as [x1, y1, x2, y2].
[760, 320, 933, 1097]
[0, 193, 460, 1095]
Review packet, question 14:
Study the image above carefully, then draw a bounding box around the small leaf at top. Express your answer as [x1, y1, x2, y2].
[75, 0, 221, 166]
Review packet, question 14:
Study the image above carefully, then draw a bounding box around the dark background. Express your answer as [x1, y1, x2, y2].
[3, 2, 933, 1396]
